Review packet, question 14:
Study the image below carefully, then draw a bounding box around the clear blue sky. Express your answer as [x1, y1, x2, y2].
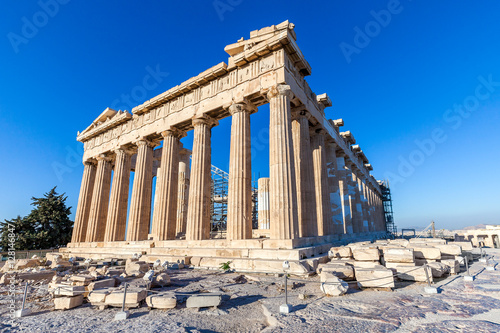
[1, 0, 499, 231]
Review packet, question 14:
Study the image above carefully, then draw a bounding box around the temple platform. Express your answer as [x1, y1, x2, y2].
[59, 232, 388, 275]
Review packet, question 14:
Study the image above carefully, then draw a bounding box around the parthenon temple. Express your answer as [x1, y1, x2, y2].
[63, 21, 392, 274]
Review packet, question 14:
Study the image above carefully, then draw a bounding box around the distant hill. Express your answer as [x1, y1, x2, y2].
[462, 224, 488, 230]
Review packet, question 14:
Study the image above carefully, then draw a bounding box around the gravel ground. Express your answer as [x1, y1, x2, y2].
[1, 248, 499, 333]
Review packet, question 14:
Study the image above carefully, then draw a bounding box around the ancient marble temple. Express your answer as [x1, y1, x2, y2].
[64, 21, 388, 274]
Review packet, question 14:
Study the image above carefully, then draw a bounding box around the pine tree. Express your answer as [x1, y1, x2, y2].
[0, 187, 74, 251]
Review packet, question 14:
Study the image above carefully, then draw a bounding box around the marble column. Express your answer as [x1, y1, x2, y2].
[85, 154, 112, 242]
[356, 173, 370, 233]
[227, 103, 253, 241]
[186, 116, 217, 241]
[257, 178, 270, 230]
[72, 160, 96, 243]
[152, 129, 184, 240]
[126, 139, 154, 241]
[176, 148, 191, 236]
[291, 110, 317, 237]
[325, 142, 344, 234]
[337, 154, 353, 234]
[104, 148, 132, 242]
[311, 128, 333, 236]
[267, 84, 299, 240]
[348, 166, 363, 233]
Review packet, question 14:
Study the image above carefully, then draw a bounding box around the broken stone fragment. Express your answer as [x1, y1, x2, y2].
[320, 275, 349, 296]
[355, 267, 395, 288]
[15, 259, 39, 270]
[318, 263, 355, 281]
[426, 262, 449, 278]
[329, 246, 353, 259]
[153, 273, 171, 287]
[352, 247, 380, 261]
[87, 278, 116, 291]
[146, 292, 176, 309]
[54, 295, 83, 310]
[105, 288, 147, 308]
[186, 293, 222, 308]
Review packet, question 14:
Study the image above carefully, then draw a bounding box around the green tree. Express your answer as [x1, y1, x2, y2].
[0, 187, 73, 251]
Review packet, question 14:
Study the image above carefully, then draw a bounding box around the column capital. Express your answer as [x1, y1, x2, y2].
[134, 138, 156, 148]
[192, 115, 218, 128]
[96, 153, 113, 162]
[83, 159, 96, 166]
[267, 84, 293, 100]
[228, 101, 257, 115]
[310, 125, 327, 136]
[160, 128, 186, 139]
[114, 147, 136, 156]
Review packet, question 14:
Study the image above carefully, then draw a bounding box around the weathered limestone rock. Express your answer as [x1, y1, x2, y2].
[105, 288, 147, 308]
[414, 258, 438, 266]
[427, 262, 449, 278]
[186, 293, 222, 308]
[410, 238, 446, 245]
[70, 275, 94, 286]
[412, 246, 441, 260]
[51, 284, 85, 296]
[88, 288, 112, 305]
[393, 265, 432, 282]
[125, 261, 149, 276]
[389, 239, 410, 247]
[355, 267, 394, 288]
[14, 259, 39, 270]
[453, 241, 473, 251]
[329, 247, 352, 259]
[320, 274, 349, 296]
[54, 295, 83, 310]
[432, 244, 462, 257]
[440, 259, 460, 274]
[87, 278, 116, 291]
[318, 263, 355, 281]
[153, 273, 171, 287]
[383, 248, 414, 263]
[146, 292, 177, 309]
[385, 262, 415, 269]
[352, 247, 380, 261]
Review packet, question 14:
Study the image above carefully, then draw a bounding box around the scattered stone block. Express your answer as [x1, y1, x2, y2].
[320, 275, 349, 296]
[394, 265, 432, 282]
[125, 261, 149, 276]
[453, 241, 473, 251]
[51, 284, 85, 296]
[353, 247, 380, 261]
[186, 293, 222, 308]
[88, 278, 116, 291]
[385, 262, 415, 269]
[432, 244, 462, 257]
[54, 295, 83, 310]
[105, 288, 147, 308]
[70, 275, 94, 285]
[146, 292, 177, 309]
[440, 259, 460, 274]
[389, 239, 409, 247]
[427, 262, 449, 278]
[318, 263, 355, 281]
[329, 247, 352, 259]
[14, 259, 39, 270]
[152, 273, 171, 287]
[412, 246, 441, 260]
[355, 267, 394, 288]
[383, 248, 414, 263]
[88, 289, 113, 305]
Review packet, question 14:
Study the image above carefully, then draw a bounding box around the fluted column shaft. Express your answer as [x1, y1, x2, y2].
[227, 103, 253, 240]
[268, 85, 299, 240]
[311, 130, 333, 236]
[127, 140, 154, 241]
[176, 149, 191, 236]
[72, 161, 96, 243]
[337, 155, 353, 234]
[291, 111, 317, 237]
[104, 149, 132, 242]
[186, 116, 216, 241]
[356, 173, 369, 233]
[257, 178, 270, 230]
[86, 155, 112, 242]
[325, 143, 344, 234]
[152, 130, 184, 240]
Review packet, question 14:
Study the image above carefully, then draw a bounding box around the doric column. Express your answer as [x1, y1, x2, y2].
[104, 148, 132, 242]
[257, 178, 270, 230]
[85, 154, 112, 242]
[186, 116, 217, 241]
[325, 142, 344, 234]
[347, 164, 363, 233]
[356, 172, 370, 233]
[267, 84, 299, 240]
[72, 160, 96, 243]
[337, 154, 353, 234]
[311, 128, 333, 236]
[176, 148, 191, 237]
[127, 139, 154, 241]
[365, 184, 374, 232]
[227, 102, 254, 240]
[291, 110, 317, 237]
[151, 129, 185, 240]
